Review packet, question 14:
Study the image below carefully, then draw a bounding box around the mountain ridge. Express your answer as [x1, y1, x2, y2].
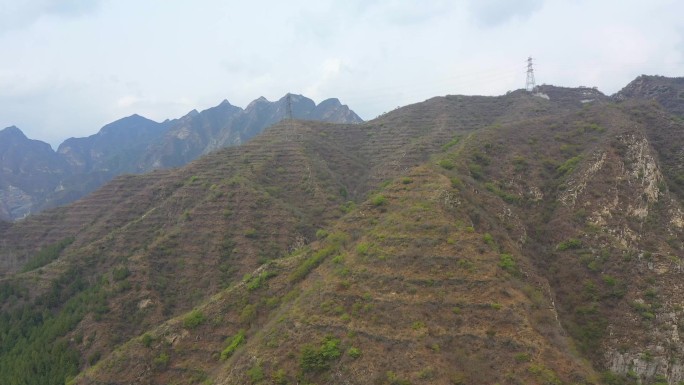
[1, 75, 684, 384]
[0, 94, 362, 221]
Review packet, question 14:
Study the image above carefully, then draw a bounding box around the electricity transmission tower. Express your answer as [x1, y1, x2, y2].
[525, 57, 536, 92]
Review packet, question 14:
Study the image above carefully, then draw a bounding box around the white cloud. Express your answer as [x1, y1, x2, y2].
[116, 95, 142, 109]
[0, 0, 683, 145]
[467, 0, 544, 27]
[0, 0, 102, 33]
[304, 58, 343, 98]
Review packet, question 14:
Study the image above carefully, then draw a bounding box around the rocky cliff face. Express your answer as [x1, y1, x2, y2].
[141, 94, 361, 169]
[0, 126, 69, 220]
[57, 114, 169, 174]
[0, 94, 362, 221]
[615, 75, 684, 118]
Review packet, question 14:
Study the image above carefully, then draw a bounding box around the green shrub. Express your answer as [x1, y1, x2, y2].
[247, 363, 264, 383]
[347, 347, 361, 359]
[340, 201, 356, 213]
[221, 330, 246, 360]
[528, 363, 561, 384]
[557, 156, 582, 175]
[418, 367, 436, 380]
[556, 238, 582, 251]
[601, 371, 636, 385]
[244, 271, 276, 291]
[450, 177, 463, 188]
[87, 351, 101, 365]
[289, 232, 347, 282]
[386, 371, 412, 385]
[21, 237, 74, 272]
[472, 151, 491, 165]
[514, 353, 531, 362]
[183, 309, 205, 329]
[602, 275, 617, 286]
[272, 369, 288, 385]
[498, 254, 517, 273]
[371, 194, 387, 206]
[482, 233, 496, 247]
[153, 352, 169, 369]
[112, 266, 130, 282]
[442, 136, 461, 151]
[438, 159, 455, 170]
[484, 182, 521, 204]
[328, 231, 350, 245]
[484, 182, 497, 192]
[290, 244, 339, 282]
[141, 333, 154, 348]
[300, 336, 342, 373]
[512, 156, 528, 172]
[581, 122, 605, 133]
[356, 242, 371, 256]
[469, 163, 483, 179]
[240, 304, 257, 324]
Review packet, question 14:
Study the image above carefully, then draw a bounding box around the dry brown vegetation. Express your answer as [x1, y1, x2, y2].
[2, 80, 684, 385]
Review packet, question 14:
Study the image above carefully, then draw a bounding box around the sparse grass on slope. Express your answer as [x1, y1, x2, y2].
[3, 89, 684, 385]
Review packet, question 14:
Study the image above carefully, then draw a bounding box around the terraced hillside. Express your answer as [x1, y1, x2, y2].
[1, 77, 684, 384]
[0, 94, 362, 221]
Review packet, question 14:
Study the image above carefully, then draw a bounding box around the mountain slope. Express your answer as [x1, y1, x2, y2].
[2, 77, 684, 384]
[57, 114, 169, 174]
[615, 75, 684, 118]
[0, 94, 362, 221]
[76, 164, 597, 385]
[141, 94, 362, 170]
[0, 126, 70, 220]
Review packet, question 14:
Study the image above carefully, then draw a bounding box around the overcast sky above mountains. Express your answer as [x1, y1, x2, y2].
[1, 0, 683, 148]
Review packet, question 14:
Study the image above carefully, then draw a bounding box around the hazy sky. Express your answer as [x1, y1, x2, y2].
[1, 0, 683, 148]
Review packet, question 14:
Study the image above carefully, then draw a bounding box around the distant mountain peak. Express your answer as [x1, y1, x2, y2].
[316, 98, 342, 108]
[96, 114, 159, 136]
[6, 80, 684, 385]
[615, 74, 684, 117]
[104, 113, 155, 126]
[0, 126, 28, 139]
[0, 92, 363, 220]
[280, 93, 305, 102]
[245, 96, 270, 111]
